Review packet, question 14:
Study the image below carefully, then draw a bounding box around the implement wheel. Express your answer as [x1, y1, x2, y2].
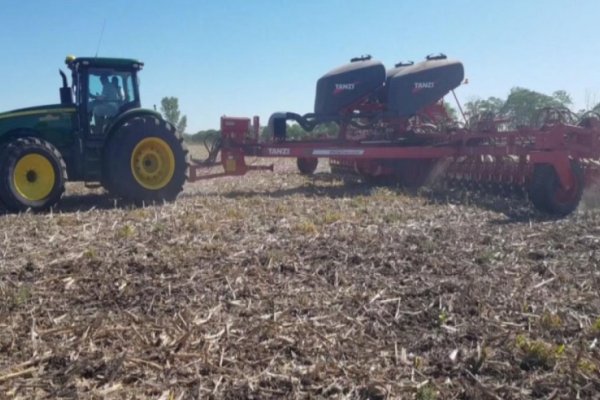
[103, 116, 188, 204]
[0, 137, 67, 212]
[297, 157, 318, 175]
[528, 160, 583, 216]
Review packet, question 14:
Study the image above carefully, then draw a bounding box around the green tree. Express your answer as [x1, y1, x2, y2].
[312, 121, 338, 137]
[501, 87, 569, 127]
[160, 96, 187, 134]
[552, 90, 572, 107]
[286, 123, 306, 139]
[464, 96, 505, 118]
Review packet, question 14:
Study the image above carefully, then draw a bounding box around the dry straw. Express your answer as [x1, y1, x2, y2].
[1, 152, 599, 398]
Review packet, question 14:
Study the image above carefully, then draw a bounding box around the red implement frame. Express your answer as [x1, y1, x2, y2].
[187, 110, 600, 215]
[189, 115, 600, 190]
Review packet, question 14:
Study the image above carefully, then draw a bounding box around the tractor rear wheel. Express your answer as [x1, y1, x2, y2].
[528, 160, 584, 216]
[297, 157, 318, 175]
[0, 137, 67, 212]
[103, 116, 188, 204]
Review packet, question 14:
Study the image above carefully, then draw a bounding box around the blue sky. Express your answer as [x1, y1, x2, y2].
[1, 1, 599, 132]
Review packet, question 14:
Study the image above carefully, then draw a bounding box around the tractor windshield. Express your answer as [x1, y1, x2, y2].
[87, 68, 138, 133]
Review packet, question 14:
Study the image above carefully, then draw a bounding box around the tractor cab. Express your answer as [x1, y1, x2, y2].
[64, 55, 143, 135]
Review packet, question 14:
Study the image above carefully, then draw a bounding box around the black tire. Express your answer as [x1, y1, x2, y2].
[0, 137, 67, 212]
[528, 160, 584, 216]
[103, 116, 188, 204]
[297, 157, 318, 175]
[0, 143, 5, 212]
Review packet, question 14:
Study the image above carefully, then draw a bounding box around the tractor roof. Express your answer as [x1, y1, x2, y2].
[65, 55, 144, 70]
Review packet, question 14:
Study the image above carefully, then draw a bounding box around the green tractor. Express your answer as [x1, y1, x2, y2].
[0, 55, 188, 212]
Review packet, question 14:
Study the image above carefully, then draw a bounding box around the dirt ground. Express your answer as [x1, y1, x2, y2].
[1, 154, 599, 399]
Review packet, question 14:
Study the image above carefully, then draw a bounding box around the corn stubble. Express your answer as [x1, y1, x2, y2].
[0, 152, 599, 399]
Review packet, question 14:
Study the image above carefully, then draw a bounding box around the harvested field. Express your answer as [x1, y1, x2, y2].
[1, 148, 600, 399]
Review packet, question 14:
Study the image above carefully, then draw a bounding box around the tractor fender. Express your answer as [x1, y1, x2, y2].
[105, 108, 166, 141]
[0, 128, 41, 147]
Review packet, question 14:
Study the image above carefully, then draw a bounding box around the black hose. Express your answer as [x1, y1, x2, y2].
[285, 112, 318, 132]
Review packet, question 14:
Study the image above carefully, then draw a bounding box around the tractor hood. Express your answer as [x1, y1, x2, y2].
[0, 104, 77, 149]
[0, 104, 76, 120]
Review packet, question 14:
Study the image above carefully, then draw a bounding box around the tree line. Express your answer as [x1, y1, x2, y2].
[159, 88, 600, 140]
[461, 88, 595, 128]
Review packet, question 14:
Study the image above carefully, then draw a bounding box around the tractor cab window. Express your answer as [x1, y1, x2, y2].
[87, 68, 136, 134]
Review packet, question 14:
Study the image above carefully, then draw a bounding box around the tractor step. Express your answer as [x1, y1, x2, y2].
[82, 140, 105, 181]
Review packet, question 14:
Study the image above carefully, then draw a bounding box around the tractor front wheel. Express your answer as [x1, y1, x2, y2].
[0, 137, 67, 212]
[528, 160, 584, 216]
[103, 116, 188, 204]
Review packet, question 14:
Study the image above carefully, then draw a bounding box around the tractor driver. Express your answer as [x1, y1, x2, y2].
[111, 76, 125, 101]
[91, 75, 120, 104]
[90, 74, 120, 133]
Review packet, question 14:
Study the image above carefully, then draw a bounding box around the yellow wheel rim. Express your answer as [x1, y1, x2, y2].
[13, 154, 56, 201]
[130, 137, 175, 190]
